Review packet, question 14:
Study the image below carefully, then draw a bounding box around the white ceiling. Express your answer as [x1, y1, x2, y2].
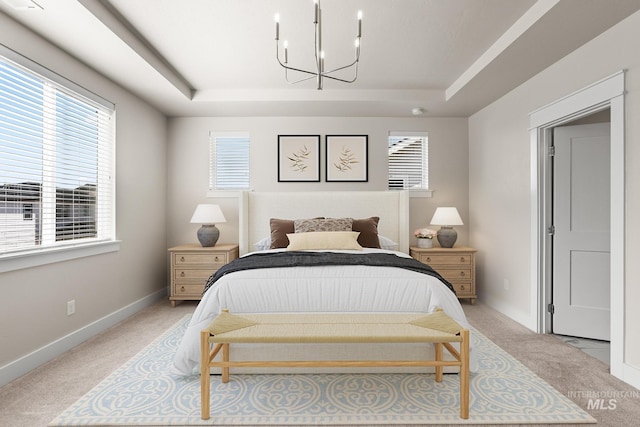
[1, 0, 639, 117]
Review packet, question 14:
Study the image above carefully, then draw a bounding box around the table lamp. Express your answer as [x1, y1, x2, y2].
[190, 204, 226, 247]
[430, 207, 463, 248]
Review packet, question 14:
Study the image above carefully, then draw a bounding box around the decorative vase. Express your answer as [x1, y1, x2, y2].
[417, 238, 433, 248]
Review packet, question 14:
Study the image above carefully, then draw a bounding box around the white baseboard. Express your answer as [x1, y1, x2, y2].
[481, 295, 537, 332]
[0, 289, 166, 388]
[620, 361, 640, 390]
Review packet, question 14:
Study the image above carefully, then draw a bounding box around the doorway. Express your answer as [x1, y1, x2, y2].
[529, 70, 625, 379]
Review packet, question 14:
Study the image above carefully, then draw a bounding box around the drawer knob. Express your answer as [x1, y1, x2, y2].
[460, 271, 466, 277]
[460, 257, 465, 262]
[214, 256, 220, 262]
[180, 286, 185, 292]
[180, 256, 185, 262]
[460, 284, 465, 290]
[426, 257, 431, 262]
[180, 271, 185, 277]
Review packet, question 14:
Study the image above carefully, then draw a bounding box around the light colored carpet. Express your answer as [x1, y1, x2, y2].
[49, 315, 594, 426]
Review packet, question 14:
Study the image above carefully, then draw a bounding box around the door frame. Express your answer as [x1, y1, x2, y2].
[529, 71, 625, 377]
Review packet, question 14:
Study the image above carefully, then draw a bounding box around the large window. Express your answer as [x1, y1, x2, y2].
[0, 52, 115, 257]
[209, 132, 250, 190]
[388, 131, 428, 190]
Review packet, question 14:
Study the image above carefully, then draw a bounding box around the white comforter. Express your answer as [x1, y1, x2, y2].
[172, 249, 475, 375]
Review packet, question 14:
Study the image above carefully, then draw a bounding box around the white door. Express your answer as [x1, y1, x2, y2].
[552, 123, 610, 341]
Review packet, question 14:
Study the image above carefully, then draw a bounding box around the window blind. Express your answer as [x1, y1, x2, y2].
[209, 132, 250, 190]
[388, 132, 428, 190]
[0, 55, 115, 256]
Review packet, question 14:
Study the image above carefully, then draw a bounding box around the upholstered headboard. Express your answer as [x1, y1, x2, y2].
[238, 191, 409, 255]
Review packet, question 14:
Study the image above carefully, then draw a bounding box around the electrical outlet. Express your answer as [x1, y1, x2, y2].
[67, 300, 75, 316]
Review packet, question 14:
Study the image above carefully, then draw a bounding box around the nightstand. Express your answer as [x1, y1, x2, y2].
[168, 243, 239, 307]
[410, 246, 477, 304]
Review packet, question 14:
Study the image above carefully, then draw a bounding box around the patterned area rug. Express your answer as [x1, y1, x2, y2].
[49, 315, 595, 426]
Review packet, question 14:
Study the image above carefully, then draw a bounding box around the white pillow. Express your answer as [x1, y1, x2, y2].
[253, 236, 271, 251]
[286, 231, 363, 251]
[378, 235, 399, 251]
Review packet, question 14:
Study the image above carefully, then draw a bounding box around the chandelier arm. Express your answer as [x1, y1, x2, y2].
[280, 64, 318, 76]
[284, 70, 318, 85]
[323, 57, 358, 76]
[323, 60, 359, 84]
[322, 72, 357, 84]
[276, 40, 321, 77]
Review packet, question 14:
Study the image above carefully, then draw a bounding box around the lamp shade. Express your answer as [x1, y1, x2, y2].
[430, 207, 463, 226]
[190, 204, 226, 224]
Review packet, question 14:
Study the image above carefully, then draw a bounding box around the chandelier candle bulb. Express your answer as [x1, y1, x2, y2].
[357, 10, 362, 37]
[274, 13, 279, 40]
[314, 0, 319, 23]
[283, 40, 288, 63]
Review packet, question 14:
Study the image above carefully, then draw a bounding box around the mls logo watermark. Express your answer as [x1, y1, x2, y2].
[586, 398, 617, 410]
[568, 390, 640, 410]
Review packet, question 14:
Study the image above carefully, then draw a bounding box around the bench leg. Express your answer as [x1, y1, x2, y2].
[460, 329, 470, 419]
[434, 343, 443, 382]
[222, 343, 230, 383]
[200, 331, 211, 420]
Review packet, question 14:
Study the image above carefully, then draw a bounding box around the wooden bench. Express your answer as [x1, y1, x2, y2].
[200, 309, 470, 420]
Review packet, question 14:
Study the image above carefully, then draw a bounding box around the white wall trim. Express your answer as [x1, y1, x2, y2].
[529, 71, 626, 384]
[0, 289, 166, 388]
[0, 240, 121, 273]
[529, 70, 625, 128]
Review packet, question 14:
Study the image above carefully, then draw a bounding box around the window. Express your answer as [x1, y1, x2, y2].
[0, 52, 115, 257]
[209, 132, 250, 190]
[388, 131, 428, 190]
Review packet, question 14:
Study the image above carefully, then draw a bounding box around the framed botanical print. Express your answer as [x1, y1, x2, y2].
[277, 135, 321, 182]
[325, 135, 368, 182]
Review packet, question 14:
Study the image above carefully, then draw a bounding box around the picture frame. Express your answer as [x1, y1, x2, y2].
[325, 135, 368, 182]
[277, 135, 321, 182]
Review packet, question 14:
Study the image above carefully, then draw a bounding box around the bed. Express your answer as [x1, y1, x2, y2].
[172, 191, 476, 375]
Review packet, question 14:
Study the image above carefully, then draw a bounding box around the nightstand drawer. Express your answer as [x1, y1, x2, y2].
[437, 268, 472, 282]
[174, 252, 228, 267]
[173, 283, 205, 296]
[418, 254, 471, 266]
[452, 282, 473, 294]
[173, 269, 212, 283]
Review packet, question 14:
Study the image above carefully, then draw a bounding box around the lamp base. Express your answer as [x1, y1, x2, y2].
[197, 224, 220, 247]
[437, 226, 457, 248]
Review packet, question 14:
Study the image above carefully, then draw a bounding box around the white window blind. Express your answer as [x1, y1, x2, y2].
[388, 132, 428, 190]
[209, 132, 250, 190]
[0, 53, 115, 256]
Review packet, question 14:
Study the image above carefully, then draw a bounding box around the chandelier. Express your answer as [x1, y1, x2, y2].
[274, 0, 362, 90]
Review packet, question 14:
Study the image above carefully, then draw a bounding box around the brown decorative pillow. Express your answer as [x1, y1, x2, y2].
[269, 218, 295, 249]
[294, 218, 353, 233]
[352, 217, 381, 248]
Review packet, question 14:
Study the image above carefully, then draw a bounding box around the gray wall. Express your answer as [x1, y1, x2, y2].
[166, 116, 470, 250]
[0, 14, 168, 382]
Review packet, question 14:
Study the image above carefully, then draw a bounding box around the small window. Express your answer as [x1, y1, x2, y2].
[209, 132, 250, 190]
[388, 132, 428, 190]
